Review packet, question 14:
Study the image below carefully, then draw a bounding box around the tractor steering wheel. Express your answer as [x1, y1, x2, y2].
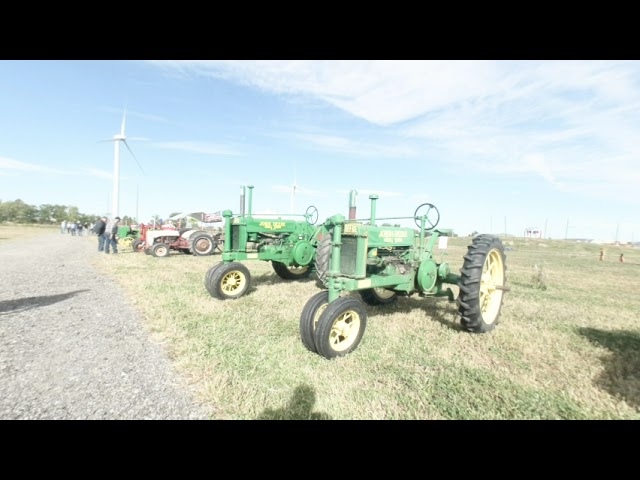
[414, 203, 440, 229]
[305, 205, 319, 225]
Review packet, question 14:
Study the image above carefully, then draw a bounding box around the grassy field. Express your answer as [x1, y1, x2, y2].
[0, 224, 59, 243]
[90, 235, 639, 419]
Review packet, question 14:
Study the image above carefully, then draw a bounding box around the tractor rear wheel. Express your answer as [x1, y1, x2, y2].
[119, 236, 134, 249]
[299, 291, 330, 353]
[132, 239, 144, 252]
[359, 288, 398, 305]
[191, 233, 215, 256]
[152, 242, 170, 258]
[457, 235, 507, 333]
[272, 261, 312, 280]
[314, 296, 367, 359]
[314, 231, 332, 287]
[209, 262, 251, 300]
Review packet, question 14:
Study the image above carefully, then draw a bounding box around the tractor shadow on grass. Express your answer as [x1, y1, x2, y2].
[369, 295, 464, 332]
[0, 289, 90, 316]
[577, 327, 640, 410]
[256, 384, 332, 420]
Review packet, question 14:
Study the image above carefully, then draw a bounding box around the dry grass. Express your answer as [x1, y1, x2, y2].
[92, 235, 640, 420]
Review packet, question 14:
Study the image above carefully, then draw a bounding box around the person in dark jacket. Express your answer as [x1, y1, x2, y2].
[94, 216, 107, 252]
[104, 217, 121, 254]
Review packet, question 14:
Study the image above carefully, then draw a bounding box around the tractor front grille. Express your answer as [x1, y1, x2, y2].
[231, 225, 240, 250]
[340, 236, 358, 277]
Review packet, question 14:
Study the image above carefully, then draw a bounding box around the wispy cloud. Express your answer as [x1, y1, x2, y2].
[0, 157, 69, 174]
[104, 107, 168, 123]
[293, 133, 417, 157]
[149, 60, 640, 203]
[1, 156, 114, 179]
[152, 141, 242, 156]
[80, 168, 113, 180]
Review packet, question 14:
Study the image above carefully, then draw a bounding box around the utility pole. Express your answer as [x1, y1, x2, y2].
[544, 218, 548, 239]
[615, 223, 619, 243]
[504, 216, 507, 237]
[565, 218, 569, 240]
[490, 216, 493, 233]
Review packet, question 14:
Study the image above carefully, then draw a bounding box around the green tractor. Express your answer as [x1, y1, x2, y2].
[117, 224, 140, 250]
[204, 185, 326, 300]
[300, 194, 509, 359]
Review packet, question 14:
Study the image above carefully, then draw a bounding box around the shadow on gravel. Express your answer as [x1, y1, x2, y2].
[257, 384, 332, 420]
[0, 289, 90, 315]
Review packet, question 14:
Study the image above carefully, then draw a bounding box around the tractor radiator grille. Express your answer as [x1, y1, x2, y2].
[231, 225, 240, 250]
[340, 236, 358, 277]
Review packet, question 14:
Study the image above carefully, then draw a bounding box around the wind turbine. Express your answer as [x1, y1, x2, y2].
[100, 109, 145, 218]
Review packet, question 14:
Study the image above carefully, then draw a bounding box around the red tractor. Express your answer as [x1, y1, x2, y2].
[131, 224, 216, 257]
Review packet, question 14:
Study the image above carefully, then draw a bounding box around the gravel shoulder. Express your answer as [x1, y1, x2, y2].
[0, 231, 211, 419]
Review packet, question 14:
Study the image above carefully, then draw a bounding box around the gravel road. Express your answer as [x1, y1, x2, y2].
[0, 231, 210, 420]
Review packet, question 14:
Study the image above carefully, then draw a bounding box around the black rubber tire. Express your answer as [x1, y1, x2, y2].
[191, 233, 215, 256]
[209, 262, 251, 300]
[132, 239, 144, 252]
[359, 288, 398, 305]
[299, 291, 330, 354]
[272, 261, 313, 280]
[152, 242, 170, 258]
[204, 263, 224, 297]
[314, 296, 367, 359]
[314, 231, 332, 287]
[180, 248, 192, 255]
[457, 234, 507, 333]
[144, 247, 151, 255]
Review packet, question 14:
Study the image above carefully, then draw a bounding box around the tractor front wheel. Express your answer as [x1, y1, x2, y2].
[359, 288, 398, 305]
[204, 263, 224, 296]
[457, 234, 507, 333]
[152, 242, 170, 258]
[272, 261, 312, 280]
[132, 239, 144, 252]
[299, 291, 330, 353]
[314, 297, 367, 359]
[208, 262, 251, 300]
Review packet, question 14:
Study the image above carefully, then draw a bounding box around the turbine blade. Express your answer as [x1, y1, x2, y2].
[123, 140, 145, 175]
[98, 139, 115, 143]
[121, 109, 126, 136]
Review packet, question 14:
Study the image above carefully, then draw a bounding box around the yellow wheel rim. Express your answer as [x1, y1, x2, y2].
[329, 309, 361, 352]
[221, 270, 246, 295]
[480, 249, 505, 324]
[120, 237, 133, 247]
[313, 303, 328, 332]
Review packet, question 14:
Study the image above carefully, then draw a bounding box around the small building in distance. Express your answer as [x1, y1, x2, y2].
[524, 227, 542, 239]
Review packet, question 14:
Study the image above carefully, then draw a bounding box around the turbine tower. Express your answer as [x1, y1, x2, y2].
[101, 109, 144, 218]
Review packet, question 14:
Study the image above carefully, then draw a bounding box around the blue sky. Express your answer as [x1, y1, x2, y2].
[1, 60, 639, 242]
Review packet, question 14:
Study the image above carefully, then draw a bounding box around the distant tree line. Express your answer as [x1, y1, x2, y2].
[0, 199, 102, 225]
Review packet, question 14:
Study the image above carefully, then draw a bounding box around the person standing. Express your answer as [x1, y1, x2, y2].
[104, 217, 121, 254]
[61, 220, 67, 234]
[94, 216, 107, 252]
